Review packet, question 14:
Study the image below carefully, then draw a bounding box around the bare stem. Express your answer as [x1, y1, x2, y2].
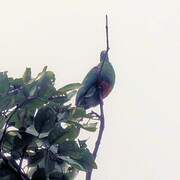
[106, 14, 110, 52]
[85, 14, 110, 180]
[86, 91, 105, 180]
[98, 15, 110, 77]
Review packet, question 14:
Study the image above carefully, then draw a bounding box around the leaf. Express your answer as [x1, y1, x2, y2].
[44, 151, 55, 173]
[28, 149, 45, 166]
[26, 125, 39, 136]
[3, 133, 16, 151]
[78, 139, 87, 149]
[57, 142, 96, 171]
[23, 67, 31, 83]
[12, 131, 36, 151]
[48, 126, 80, 145]
[11, 112, 23, 129]
[36, 70, 56, 97]
[32, 168, 46, 180]
[80, 122, 98, 132]
[75, 149, 96, 171]
[58, 141, 81, 159]
[71, 107, 92, 119]
[66, 90, 77, 100]
[58, 83, 81, 94]
[59, 156, 85, 171]
[48, 126, 65, 145]
[0, 117, 5, 129]
[12, 93, 26, 105]
[0, 72, 9, 95]
[24, 99, 45, 115]
[0, 96, 15, 113]
[34, 106, 56, 134]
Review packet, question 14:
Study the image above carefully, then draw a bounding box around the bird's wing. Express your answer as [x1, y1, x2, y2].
[82, 66, 98, 87]
[75, 66, 98, 106]
[100, 61, 115, 87]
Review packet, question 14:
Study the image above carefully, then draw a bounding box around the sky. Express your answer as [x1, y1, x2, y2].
[0, 0, 180, 179]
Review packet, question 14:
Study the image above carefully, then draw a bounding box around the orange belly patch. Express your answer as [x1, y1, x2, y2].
[100, 81, 113, 98]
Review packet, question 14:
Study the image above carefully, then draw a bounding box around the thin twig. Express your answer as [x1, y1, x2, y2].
[106, 14, 110, 52]
[98, 15, 110, 77]
[86, 15, 109, 180]
[86, 91, 105, 180]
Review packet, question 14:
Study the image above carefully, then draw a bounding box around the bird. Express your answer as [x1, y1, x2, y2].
[75, 50, 115, 109]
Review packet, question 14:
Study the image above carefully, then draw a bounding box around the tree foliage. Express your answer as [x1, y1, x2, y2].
[0, 67, 98, 180]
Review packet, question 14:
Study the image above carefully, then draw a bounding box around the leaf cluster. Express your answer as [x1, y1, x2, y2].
[0, 67, 98, 180]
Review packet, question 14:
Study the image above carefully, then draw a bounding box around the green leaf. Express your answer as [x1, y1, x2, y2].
[44, 151, 55, 173]
[78, 139, 87, 149]
[27, 67, 56, 99]
[58, 141, 81, 158]
[0, 117, 5, 129]
[75, 149, 95, 171]
[24, 99, 45, 115]
[34, 106, 56, 134]
[48, 126, 65, 145]
[28, 149, 45, 166]
[26, 125, 38, 136]
[57, 142, 96, 171]
[3, 133, 16, 151]
[12, 131, 36, 151]
[0, 96, 14, 113]
[58, 83, 81, 94]
[36, 70, 56, 97]
[12, 93, 26, 105]
[59, 156, 85, 171]
[0, 72, 9, 95]
[48, 126, 80, 146]
[11, 112, 22, 129]
[23, 67, 31, 83]
[71, 107, 92, 119]
[80, 122, 98, 132]
[66, 90, 77, 100]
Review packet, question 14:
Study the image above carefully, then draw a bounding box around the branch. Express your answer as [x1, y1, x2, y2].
[85, 14, 110, 180]
[86, 90, 105, 180]
[98, 15, 110, 78]
[106, 14, 110, 52]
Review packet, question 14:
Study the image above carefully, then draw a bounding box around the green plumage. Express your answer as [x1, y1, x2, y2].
[75, 51, 115, 109]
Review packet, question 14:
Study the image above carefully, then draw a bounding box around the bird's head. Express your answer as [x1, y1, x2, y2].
[100, 50, 109, 62]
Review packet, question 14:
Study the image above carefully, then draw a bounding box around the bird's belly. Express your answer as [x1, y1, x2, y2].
[100, 81, 113, 98]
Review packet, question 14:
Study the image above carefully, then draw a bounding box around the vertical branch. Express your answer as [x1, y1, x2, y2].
[98, 15, 110, 77]
[86, 92, 105, 180]
[86, 15, 109, 180]
[106, 15, 110, 52]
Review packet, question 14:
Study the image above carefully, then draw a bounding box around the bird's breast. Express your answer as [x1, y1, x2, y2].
[100, 80, 113, 98]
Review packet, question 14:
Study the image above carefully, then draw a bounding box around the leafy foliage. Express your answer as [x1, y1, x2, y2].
[0, 67, 99, 180]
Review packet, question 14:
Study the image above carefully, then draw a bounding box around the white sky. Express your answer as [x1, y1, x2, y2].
[1, 0, 180, 179]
